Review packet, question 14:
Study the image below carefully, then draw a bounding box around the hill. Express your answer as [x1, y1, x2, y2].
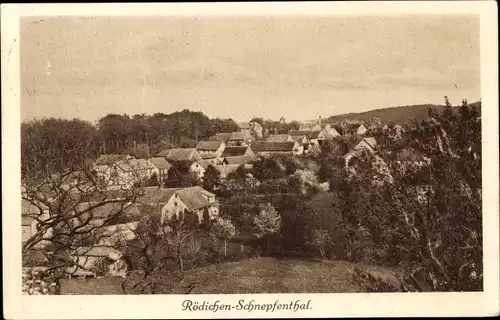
[324, 101, 481, 125]
[60, 257, 400, 294]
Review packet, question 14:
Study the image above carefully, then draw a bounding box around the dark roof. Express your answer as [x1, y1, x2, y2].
[200, 153, 218, 159]
[223, 155, 257, 165]
[252, 142, 296, 152]
[196, 140, 223, 151]
[148, 157, 172, 171]
[209, 133, 232, 143]
[95, 155, 132, 166]
[221, 147, 250, 157]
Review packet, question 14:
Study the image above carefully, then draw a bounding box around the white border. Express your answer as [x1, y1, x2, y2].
[2, 2, 499, 319]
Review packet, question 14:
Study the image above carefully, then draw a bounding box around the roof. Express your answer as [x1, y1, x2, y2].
[252, 142, 296, 152]
[209, 132, 232, 143]
[135, 186, 178, 205]
[176, 186, 214, 211]
[346, 123, 365, 132]
[196, 140, 223, 151]
[148, 157, 172, 171]
[200, 153, 218, 159]
[229, 132, 248, 141]
[156, 148, 201, 162]
[72, 246, 122, 259]
[224, 155, 257, 165]
[299, 122, 321, 130]
[289, 130, 320, 139]
[22, 199, 47, 216]
[196, 159, 215, 169]
[221, 147, 251, 157]
[265, 134, 291, 143]
[238, 122, 252, 130]
[74, 201, 141, 219]
[115, 159, 156, 172]
[95, 155, 133, 166]
[362, 137, 377, 149]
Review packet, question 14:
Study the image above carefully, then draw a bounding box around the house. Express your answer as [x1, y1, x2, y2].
[134, 186, 219, 224]
[148, 157, 172, 182]
[190, 159, 216, 179]
[344, 123, 368, 136]
[156, 148, 201, 162]
[221, 146, 255, 158]
[227, 132, 253, 147]
[196, 140, 226, 158]
[95, 158, 156, 189]
[265, 134, 293, 143]
[289, 130, 320, 151]
[67, 246, 128, 277]
[237, 122, 252, 136]
[343, 137, 378, 167]
[251, 141, 302, 156]
[73, 201, 142, 229]
[94, 154, 135, 185]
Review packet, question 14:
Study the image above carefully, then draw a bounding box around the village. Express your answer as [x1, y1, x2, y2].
[21, 113, 402, 291]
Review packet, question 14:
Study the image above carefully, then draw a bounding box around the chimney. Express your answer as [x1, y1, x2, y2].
[318, 116, 322, 125]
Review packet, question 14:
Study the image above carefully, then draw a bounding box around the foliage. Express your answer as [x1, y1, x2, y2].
[202, 165, 221, 192]
[253, 203, 282, 237]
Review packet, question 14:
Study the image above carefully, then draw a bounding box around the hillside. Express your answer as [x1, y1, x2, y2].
[60, 257, 400, 294]
[325, 101, 481, 125]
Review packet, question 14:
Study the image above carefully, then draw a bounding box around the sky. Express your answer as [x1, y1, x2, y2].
[21, 15, 480, 123]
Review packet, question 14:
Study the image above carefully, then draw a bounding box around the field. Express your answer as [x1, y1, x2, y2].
[60, 257, 399, 294]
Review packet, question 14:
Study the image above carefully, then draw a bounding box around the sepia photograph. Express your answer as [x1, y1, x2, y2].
[2, 2, 499, 319]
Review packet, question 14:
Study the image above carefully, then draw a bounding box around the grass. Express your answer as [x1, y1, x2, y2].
[60, 257, 399, 294]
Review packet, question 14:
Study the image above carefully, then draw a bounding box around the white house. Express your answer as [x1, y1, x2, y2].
[94, 157, 156, 189]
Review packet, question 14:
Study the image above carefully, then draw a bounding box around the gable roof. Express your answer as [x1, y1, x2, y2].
[148, 157, 172, 171]
[221, 147, 251, 157]
[252, 141, 296, 152]
[95, 155, 133, 166]
[115, 159, 156, 172]
[209, 132, 232, 143]
[223, 155, 257, 165]
[156, 148, 201, 162]
[265, 134, 291, 143]
[196, 140, 223, 151]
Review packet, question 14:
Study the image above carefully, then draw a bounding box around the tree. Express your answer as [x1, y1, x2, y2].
[212, 217, 236, 256]
[202, 165, 221, 192]
[253, 203, 281, 236]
